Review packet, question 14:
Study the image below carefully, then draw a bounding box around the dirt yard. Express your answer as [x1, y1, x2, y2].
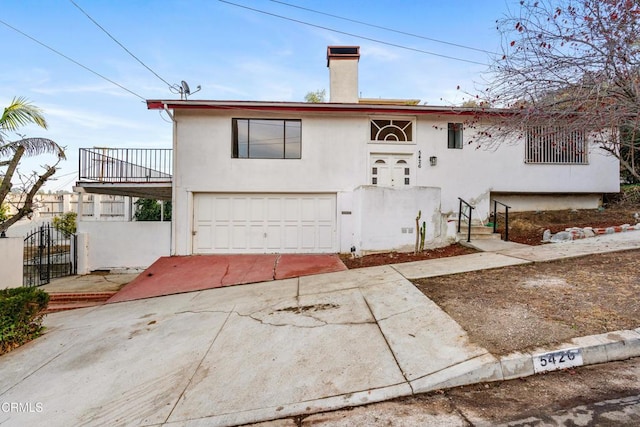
[341, 202, 640, 356]
[340, 204, 640, 269]
[413, 249, 640, 355]
[500, 205, 639, 245]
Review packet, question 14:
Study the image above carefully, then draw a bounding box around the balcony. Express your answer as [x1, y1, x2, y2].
[75, 148, 172, 200]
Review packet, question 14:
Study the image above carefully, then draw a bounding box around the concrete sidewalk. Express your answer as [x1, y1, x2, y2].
[1, 232, 639, 426]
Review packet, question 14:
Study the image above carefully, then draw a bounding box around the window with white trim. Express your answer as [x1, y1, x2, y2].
[232, 119, 301, 159]
[525, 126, 587, 164]
[370, 119, 413, 142]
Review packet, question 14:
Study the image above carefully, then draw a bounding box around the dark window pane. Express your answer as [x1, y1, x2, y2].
[372, 167, 377, 174]
[372, 177, 377, 184]
[404, 178, 410, 185]
[250, 119, 284, 158]
[236, 119, 249, 158]
[448, 122, 463, 149]
[232, 118, 301, 159]
[404, 168, 410, 175]
[284, 120, 301, 159]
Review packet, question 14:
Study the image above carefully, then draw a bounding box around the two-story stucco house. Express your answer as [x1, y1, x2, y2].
[147, 46, 619, 256]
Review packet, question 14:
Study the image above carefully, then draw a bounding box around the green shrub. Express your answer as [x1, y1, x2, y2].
[134, 199, 172, 221]
[0, 287, 49, 355]
[52, 211, 77, 238]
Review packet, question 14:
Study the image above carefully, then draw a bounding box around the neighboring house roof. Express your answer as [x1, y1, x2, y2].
[146, 99, 507, 117]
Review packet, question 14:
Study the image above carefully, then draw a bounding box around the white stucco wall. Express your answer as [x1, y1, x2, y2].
[353, 186, 442, 254]
[171, 109, 620, 254]
[172, 111, 370, 255]
[489, 193, 603, 212]
[414, 115, 620, 218]
[77, 221, 170, 272]
[0, 238, 24, 288]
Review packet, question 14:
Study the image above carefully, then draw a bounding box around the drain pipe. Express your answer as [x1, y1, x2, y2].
[164, 104, 177, 256]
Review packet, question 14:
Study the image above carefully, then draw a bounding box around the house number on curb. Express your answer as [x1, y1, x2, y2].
[533, 348, 584, 373]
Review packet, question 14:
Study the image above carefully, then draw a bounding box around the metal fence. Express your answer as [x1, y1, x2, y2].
[23, 224, 77, 287]
[79, 148, 172, 183]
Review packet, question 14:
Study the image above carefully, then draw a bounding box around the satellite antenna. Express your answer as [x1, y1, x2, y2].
[172, 80, 202, 100]
[181, 81, 190, 96]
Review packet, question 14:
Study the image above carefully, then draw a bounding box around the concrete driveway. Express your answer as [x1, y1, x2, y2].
[4, 232, 640, 426]
[0, 266, 496, 426]
[108, 254, 348, 303]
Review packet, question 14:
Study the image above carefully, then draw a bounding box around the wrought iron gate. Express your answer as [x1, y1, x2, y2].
[23, 224, 77, 287]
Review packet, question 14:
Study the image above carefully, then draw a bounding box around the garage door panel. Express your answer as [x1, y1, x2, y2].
[316, 198, 335, 221]
[212, 198, 230, 222]
[196, 197, 214, 222]
[196, 224, 213, 250]
[300, 226, 316, 249]
[283, 198, 299, 221]
[300, 199, 317, 221]
[317, 225, 334, 249]
[249, 198, 266, 221]
[266, 224, 282, 249]
[194, 193, 336, 254]
[246, 225, 262, 249]
[231, 225, 248, 249]
[213, 225, 229, 249]
[232, 198, 248, 221]
[267, 198, 282, 221]
[283, 225, 299, 249]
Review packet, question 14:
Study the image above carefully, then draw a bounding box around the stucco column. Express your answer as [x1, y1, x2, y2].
[0, 237, 24, 288]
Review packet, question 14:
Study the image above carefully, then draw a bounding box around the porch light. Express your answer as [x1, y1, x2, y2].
[429, 156, 438, 166]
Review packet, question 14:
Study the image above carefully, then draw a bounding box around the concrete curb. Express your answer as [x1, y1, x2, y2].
[497, 328, 640, 382]
[409, 328, 640, 396]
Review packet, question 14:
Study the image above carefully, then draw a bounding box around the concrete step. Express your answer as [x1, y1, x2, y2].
[43, 292, 117, 314]
[468, 226, 496, 234]
[48, 292, 116, 303]
[457, 232, 502, 241]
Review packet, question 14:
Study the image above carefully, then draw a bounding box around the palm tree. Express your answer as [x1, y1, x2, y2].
[0, 97, 65, 235]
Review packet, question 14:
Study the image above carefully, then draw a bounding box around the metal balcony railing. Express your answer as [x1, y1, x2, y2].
[79, 148, 172, 183]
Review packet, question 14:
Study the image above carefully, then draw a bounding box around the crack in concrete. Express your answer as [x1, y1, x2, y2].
[220, 263, 231, 285]
[406, 351, 492, 384]
[174, 307, 373, 329]
[360, 289, 413, 391]
[163, 306, 235, 424]
[375, 306, 423, 322]
[174, 309, 235, 315]
[243, 311, 375, 329]
[272, 254, 281, 281]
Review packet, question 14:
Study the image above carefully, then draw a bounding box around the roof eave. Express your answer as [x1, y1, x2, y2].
[146, 100, 513, 116]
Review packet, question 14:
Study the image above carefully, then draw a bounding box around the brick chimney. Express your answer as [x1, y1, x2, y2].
[326, 46, 360, 103]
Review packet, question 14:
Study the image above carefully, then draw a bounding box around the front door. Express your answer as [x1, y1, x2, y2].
[370, 154, 412, 187]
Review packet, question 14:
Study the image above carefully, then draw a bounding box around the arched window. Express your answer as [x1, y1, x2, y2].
[370, 120, 413, 142]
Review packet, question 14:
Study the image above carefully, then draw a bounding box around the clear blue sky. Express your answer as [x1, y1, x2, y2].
[0, 0, 514, 191]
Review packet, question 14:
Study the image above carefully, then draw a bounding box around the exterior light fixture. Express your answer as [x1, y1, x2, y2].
[429, 156, 438, 166]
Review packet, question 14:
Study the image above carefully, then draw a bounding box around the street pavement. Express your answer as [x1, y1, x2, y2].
[1, 232, 640, 426]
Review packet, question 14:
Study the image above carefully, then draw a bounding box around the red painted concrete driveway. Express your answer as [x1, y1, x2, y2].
[108, 254, 347, 303]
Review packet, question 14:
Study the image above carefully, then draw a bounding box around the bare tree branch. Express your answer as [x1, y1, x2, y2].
[472, 0, 640, 180]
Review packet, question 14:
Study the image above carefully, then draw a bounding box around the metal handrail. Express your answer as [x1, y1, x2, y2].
[78, 148, 172, 183]
[457, 197, 475, 243]
[492, 199, 511, 241]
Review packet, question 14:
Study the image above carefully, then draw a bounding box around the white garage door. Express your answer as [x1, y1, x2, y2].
[193, 193, 337, 254]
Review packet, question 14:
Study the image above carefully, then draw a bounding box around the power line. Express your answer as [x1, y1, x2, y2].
[69, 0, 174, 89]
[0, 18, 146, 101]
[270, 0, 492, 55]
[218, 0, 487, 66]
